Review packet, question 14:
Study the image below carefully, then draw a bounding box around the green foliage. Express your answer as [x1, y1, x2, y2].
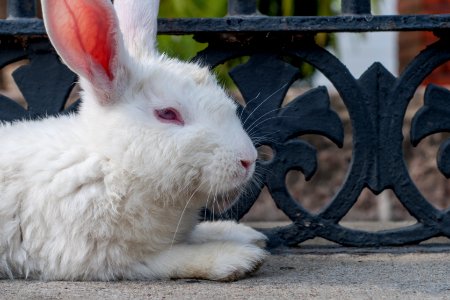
[157, 0, 342, 61]
[157, 0, 227, 60]
[156, 0, 380, 85]
[159, 0, 227, 18]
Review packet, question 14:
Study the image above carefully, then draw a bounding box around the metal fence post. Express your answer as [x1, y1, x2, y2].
[228, 0, 258, 16]
[7, 0, 36, 19]
[341, 0, 371, 15]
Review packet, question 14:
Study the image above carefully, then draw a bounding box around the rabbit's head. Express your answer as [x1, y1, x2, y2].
[42, 0, 257, 202]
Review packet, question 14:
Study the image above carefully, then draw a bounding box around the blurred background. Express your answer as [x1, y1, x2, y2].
[0, 0, 450, 223]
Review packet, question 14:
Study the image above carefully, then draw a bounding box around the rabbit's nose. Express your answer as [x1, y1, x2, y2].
[240, 159, 254, 170]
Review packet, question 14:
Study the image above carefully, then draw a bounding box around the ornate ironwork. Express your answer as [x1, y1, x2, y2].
[1, 0, 450, 248]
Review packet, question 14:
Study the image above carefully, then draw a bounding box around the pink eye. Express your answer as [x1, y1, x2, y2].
[154, 107, 184, 126]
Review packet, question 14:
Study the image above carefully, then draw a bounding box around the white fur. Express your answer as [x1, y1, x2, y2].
[114, 0, 160, 59]
[188, 221, 268, 248]
[0, 0, 267, 281]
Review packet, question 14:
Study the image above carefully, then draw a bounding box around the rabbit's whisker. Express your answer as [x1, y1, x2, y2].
[170, 181, 204, 249]
[245, 106, 284, 135]
[238, 92, 261, 120]
[242, 83, 289, 127]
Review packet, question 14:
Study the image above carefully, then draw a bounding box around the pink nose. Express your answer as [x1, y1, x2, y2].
[240, 159, 253, 170]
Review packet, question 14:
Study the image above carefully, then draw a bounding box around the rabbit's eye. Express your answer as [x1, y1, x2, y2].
[154, 108, 184, 126]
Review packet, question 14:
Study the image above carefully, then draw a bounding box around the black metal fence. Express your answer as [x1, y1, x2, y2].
[2, 0, 450, 248]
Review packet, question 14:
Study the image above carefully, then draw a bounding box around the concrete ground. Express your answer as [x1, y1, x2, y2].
[2, 247, 450, 299]
[2, 223, 450, 300]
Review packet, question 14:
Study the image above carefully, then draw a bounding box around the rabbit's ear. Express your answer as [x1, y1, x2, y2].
[114, 0, 160, 60]
[42, 0, 125, 105]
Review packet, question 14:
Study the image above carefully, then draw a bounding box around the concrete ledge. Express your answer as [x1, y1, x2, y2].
[2, 222, 450, 299]
[2, 251, 450, 299]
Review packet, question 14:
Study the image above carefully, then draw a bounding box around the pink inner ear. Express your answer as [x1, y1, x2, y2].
[46, 0, 117, 81]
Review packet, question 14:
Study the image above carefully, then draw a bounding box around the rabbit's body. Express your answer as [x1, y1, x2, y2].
[0, 113, 198, 280]
[0, 110, 265, 281]
[0, 0, 267, 281]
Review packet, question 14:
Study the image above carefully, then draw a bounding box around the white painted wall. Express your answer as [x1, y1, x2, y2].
[313, 0, 398, 87]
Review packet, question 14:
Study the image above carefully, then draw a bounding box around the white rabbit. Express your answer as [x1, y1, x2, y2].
[0, 0, 268, 281]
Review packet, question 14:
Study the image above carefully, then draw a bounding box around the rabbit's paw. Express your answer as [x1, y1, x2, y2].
[210, 243, 268, 282]
[190, 221, 268, 248]
[129, 241, 268, 281]
[231, 223, 268, 248]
